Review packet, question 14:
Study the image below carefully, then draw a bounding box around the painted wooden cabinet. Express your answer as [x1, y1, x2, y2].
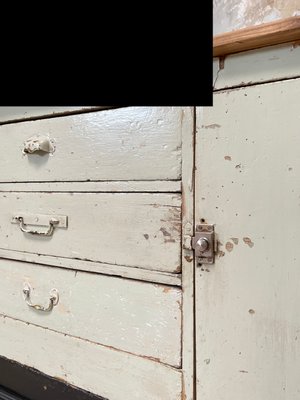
[0, 106, 194, 400]
[1, 19, 300, 400]
[195, 19, 300, 400]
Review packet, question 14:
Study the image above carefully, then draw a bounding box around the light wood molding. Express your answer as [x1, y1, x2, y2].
[214, 16, 300, 57]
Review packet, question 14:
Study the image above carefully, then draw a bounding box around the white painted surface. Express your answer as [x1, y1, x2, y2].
[0, 315, 182, 400]
[196, 78, 300, 399]
[0, 107, 101, 123]
[0, 259, 181, 367]
[0, 248, 181, 286]
[214, 43, 300, 90]
[181, 108, 195, 400]
[0, 107, 183, 182]
[0, 180, 181, 193]
[0, 192, 181, 273]
[214, 0, 300, 34]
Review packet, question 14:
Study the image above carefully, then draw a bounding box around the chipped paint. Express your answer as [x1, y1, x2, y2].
[231, 237, 239, 245]
[224, 155, 232, 161]
[160, 227, 171, 237]
[225, 241, 234, 252]
[248, 309, 255, 314]
[243, 237, 254, 247]
[202, 123, 221, 129]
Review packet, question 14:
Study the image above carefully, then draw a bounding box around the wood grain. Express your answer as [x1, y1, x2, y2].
[0, 315, 182, 400]
[214, 16, 300, 57]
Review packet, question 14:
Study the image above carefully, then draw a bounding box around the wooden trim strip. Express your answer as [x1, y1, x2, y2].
[213, 16, 300, 57]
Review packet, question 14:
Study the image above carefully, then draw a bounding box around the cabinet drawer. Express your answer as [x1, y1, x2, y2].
[0, 107, 183, 182]
[0, 314, 182, 400]
[1, 192, 181, 273]
[0, 259, 182, 367]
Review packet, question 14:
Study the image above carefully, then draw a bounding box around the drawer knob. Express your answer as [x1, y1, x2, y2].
[23, 283, 59, 312]
[23, 135, 55, 154]
[15, 216, 59, 236]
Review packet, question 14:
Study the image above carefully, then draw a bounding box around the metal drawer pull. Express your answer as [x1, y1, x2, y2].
[23, 135, 55, 154]
[16, 216, 59, 236]
[23, 283, 59, 312]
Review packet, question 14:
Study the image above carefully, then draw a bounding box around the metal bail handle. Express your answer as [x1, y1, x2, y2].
[16, 216, 59, 236]
[23, 283, 59, 312]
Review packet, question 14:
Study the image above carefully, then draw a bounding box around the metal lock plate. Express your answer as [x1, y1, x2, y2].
[192, 224, 215, 265]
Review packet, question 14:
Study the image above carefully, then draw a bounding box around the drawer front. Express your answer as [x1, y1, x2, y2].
[0, 107, 183, 182]
[1, 192, 181, 273]
[0, 315, 182, 400]
[0, 259, 182, 367]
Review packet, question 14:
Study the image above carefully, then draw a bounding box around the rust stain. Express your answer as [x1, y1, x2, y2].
[203, 123, 221, 129]
[225, 242, 234, 252]
[184, 255, 193, 263]
[248, 309, 255, 315]
[243, 237, 254, 248]
[224, 155, 232, 161]
[231, 237, 239, 245]
[218, 250, 225, 257]
[163, 287, 172, 294]
[160, 227, 171, 237]
[143, 234, 149, 240]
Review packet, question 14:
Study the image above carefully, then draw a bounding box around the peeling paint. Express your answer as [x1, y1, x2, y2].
[225, 242, 234, 252]
[243, 237, 254, 248]
[160, 227, 171, 237]
[202, 123, 221, 129]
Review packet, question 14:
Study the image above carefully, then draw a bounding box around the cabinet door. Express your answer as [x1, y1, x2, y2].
[195, 78, 300, 399]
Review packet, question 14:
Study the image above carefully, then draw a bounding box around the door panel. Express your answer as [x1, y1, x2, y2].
[196, 78, 300, 399]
